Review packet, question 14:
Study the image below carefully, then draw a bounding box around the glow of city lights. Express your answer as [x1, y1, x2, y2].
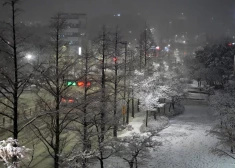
[26, 54, 33, 60]
[165, 47, 169, 52]
[156, 46, 160, 50]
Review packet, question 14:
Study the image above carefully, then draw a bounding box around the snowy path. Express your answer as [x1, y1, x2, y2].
[119, 112, 144, 137]
[148, 98, 235, 168]
[95, 92, 235, 168]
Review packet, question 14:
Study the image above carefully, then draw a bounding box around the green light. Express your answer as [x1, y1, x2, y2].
[67, 81, 76, 86]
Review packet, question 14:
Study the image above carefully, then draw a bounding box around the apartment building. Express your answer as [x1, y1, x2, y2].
[61, 13, 87, 56]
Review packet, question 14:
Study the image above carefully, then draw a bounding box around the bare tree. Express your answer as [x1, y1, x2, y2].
[92, 25, 118, 168]
[68, 45, 97, 168]
[110, 26, 125, 137]
[30, 13, 79, 168]
[0, 0, 40, 152]
[139, 25, 154, 68]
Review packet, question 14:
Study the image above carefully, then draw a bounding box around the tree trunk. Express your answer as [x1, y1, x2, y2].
[11, 0, 19, 142]
[146, 110, 148, 127]
[54, 20, 61, 168]
[164, 98, 166, 114]
[137, 99, 140, 112]
[132, 97, 135, 118]
[172, 97, 175, 109]
[135, 157, 138, 168]
[100, 26, 106, 142]
[126, 96, 130, 124]
[129, 161, 134, 168]
[99, 159, 104, 168]
[113, 28, 118, 137]
[83, 50, 89, 167]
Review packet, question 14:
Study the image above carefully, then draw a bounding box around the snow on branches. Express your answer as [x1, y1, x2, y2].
[132, 68, 187, 111]
[0, 138, 30, 168]
[117, 132, 161, 168]
[209, 83, 235, 153]
[210, 83, 235, 126]
[65, 149, 97, 168]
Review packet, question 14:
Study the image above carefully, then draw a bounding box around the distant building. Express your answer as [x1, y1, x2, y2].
[60, 13, 87, 56]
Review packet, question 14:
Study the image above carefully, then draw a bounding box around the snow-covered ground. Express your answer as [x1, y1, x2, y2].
[119, 112, 144, 137]
[147, 104, 235, 168]
[95, 92, 235, 168]
[147, 93, 235, 167]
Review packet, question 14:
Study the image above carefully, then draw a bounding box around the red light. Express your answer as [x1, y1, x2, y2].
[228, 43, 232, 46]
[68, 99, 74, 103]
[77, 81, 91, 87]
[62, 98, 66, 102]
[113, 57, 117, 62]
[156, 46, 160, 50]
[77, 82, 85, 87]
[86, 82, 91, 86]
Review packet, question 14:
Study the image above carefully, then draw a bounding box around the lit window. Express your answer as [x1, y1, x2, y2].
[78, 47, 82, 55]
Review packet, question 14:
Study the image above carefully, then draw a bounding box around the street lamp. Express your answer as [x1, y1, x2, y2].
[26, 54, 33, 60]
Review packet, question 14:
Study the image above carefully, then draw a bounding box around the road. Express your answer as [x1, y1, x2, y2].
[147, 93, 235, 168]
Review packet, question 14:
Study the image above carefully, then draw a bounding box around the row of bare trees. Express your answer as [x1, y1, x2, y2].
[0, 1, 157, 168]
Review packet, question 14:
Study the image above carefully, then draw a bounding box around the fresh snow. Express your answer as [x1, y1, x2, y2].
[147, 92, 235, 167]
[119, 112, 145, 137]
[148, 104, 235, 168]
[94, 92, 235, 168]
[120, 92, 235, 167]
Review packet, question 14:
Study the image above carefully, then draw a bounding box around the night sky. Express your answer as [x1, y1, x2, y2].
[1, 0, 235, 37]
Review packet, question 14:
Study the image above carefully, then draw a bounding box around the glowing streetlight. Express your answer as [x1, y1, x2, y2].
[26, 54, 33, 60]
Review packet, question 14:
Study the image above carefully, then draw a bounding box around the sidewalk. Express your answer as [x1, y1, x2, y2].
[119, 111, 169, 137]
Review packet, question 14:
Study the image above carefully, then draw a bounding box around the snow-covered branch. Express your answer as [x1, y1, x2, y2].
[0, 138, 30, 168]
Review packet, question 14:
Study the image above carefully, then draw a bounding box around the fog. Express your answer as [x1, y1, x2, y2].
[1, 0, 235, 40]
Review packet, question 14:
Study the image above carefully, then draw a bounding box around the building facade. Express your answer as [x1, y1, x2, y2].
[61, 13, 87, 56]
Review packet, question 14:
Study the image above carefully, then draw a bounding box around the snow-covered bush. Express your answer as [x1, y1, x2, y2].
[0, 138, 30, 168]
[116, 132, 161, 168]
[209, 83, 235, 153]
[133, 68, 187, 112]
